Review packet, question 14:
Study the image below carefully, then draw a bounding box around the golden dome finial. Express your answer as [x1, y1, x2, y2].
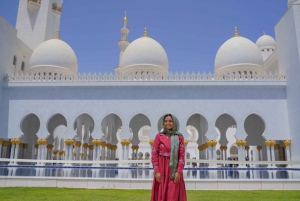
[123, 10, 127, 23]
[56, 30, 60, 39]
[234, 26, 239, 37]
[143, 27, 148, 37]
[263, 31, 266, 35]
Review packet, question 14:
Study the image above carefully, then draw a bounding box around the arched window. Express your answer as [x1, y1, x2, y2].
[21, 62, 25, 71]
[13, 56, 17, 65]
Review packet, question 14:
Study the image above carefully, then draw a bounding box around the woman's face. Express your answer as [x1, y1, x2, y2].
[164, 116, 174, 130]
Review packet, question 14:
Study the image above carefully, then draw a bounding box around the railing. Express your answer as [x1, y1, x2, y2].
[4, 71, 286, 83]
[0, 158, 298, 166]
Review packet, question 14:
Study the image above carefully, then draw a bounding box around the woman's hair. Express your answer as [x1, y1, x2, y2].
[163, 113, 173, 121]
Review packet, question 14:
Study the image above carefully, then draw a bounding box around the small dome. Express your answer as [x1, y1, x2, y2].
[288, 0, 300, 8]
[120, 36, 168, 74]
[29, 39, 78, 75]
[215, 35, 264, 73]
[256, 34, 276, 50]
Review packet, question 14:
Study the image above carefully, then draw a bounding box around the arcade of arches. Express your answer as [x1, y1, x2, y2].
[0, 113, 292, 167]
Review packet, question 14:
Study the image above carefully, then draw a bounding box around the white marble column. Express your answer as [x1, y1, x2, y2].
[92, 145, 96, 162]
[122, 144, 126, 160]
[270, 140, 276, 163]
[121, 142, 125, 160]
[9, 139, 16, 160]
[284, 140, 291, 162]
[13, 140, 21, 164]
[106, 144, 111, 160]
[265, 140, 271, 166]
[97, 145, 101, 161]
[65, 146, 69, 161]
[126, 143, 129, 160]
[83, 143, 88, 160]
[65, 139, 75, 162]
[89, 145, 93, 160]
[101, 142, 106, 160]
[75, 141, 81, 161]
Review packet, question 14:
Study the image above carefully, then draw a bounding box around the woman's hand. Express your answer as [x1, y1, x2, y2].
[174, 172, 181, 183]
[155, 172, 161, 182]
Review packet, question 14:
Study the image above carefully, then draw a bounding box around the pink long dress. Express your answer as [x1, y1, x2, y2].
[150, 133, 187, 201]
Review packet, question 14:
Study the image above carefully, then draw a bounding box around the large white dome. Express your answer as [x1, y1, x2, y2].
[215, 36, 264, 73]
[256, 34, 276, 50]
[29, 39, 78, 75]
[120, 36, 168, 74]
[288, 0, 300, 8]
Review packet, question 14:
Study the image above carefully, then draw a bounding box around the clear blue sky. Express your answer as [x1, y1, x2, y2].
[0, 0, 287, 73]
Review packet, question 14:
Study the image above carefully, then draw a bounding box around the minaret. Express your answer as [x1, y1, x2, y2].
[118, 11, 130, 66]
[16, 0, 63, 50]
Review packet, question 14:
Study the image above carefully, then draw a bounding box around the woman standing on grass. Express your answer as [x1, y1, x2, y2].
[150, 114, 187, 201]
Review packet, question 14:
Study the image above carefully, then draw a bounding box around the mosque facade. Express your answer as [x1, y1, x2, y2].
[0, 0, 300, 169]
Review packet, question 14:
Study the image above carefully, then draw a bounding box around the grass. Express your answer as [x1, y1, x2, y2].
[0, 188, 299, 201]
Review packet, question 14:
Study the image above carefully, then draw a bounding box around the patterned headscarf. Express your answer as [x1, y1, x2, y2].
[163, 114, 181, 180]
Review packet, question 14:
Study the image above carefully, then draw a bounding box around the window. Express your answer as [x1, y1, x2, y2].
[21, 62, 25, 71]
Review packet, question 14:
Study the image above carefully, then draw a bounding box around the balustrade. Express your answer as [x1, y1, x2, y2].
[5, 71, 286, 83]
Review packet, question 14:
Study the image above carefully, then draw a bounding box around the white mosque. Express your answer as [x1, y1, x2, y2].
[0, 0, 300, 173]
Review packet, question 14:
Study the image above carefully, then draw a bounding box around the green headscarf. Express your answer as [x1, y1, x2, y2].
[163, 114, 181, 180]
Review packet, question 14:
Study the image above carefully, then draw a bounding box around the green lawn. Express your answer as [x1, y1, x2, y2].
[0, 188, 299, 201]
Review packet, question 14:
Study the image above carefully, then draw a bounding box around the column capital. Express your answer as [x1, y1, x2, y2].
[205, 141, 211, 147]
[41, 139, 47, 145]
[23, 144, 28, 149]
[149, 139, 154, 146]
[101, 141, 106, 147]
[265, 140, 271, 147]
[15, 138, 21, 145]
[75, 141, 82, 147]
[125, 140, 131, 146]
[184, 140, 189, 147]
[65, 139, 75, 146]
[11, 138, 16, 145]
[236, 140, 246, 147]
[3, 141, 9, 146]
[106, 143, 112, 149]
[96, 139, 103, 146]
[83, 143, 89, 149]
[270, 140, 276, 147]
[257, 145, 262, 151]
[120, 139, 126, 146]
[274, 144, 280, 150]
[88, 145, 94, 150]
[92, 139, 97, 146]
[0, 138, 3, 145]
[245, 145, 250, 151]
[284, 140, 291, 147]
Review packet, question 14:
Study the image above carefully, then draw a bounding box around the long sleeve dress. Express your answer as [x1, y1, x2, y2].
[150, 133, 187, 201]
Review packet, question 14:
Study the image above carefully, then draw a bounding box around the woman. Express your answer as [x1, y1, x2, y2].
[150, 114, 187, 201]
